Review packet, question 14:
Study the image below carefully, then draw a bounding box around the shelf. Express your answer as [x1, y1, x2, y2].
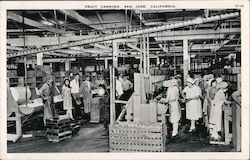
[9, 82, 19, 84]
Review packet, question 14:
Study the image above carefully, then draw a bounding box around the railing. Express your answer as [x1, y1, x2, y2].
[222, 104, 233, 145]
[214, 102, 241, 151]
[232, 101, 241, 151]
[116, 93, 134, 122]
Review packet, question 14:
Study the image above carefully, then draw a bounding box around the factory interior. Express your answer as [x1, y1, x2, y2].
[6, 9, 242, 153]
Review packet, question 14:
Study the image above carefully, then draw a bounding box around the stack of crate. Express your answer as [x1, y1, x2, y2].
[90, 97, 102, 123]
[109, 122, 166, 152]
[46, 117, 72, 142]
[70, 121, 81, 135]
[109, 72, 168, 152]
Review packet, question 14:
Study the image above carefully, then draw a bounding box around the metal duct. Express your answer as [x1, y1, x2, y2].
[8, 12, 240, 58]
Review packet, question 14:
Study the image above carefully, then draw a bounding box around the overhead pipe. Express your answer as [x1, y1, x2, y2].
[8, 12, 240, 58]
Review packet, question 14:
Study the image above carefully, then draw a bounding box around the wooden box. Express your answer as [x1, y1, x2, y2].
[46, 118, 73, 142]
[90, 97, 102, 123]
[47, 130, 72, 142]
[109, 122, 166, 152]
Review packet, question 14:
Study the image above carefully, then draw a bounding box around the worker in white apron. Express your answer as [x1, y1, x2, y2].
[39, 75, 57, 125]
[182, 77, 202, 132]
[81, 76, 95, 114]
[166, 79, 181, 137]
[209, 81, 231, 141]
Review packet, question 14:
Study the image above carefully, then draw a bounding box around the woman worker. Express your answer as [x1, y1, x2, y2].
[209, 81, 231, 141]
[182, 77, 203, 132]
[62, 77, 74, 120]
[164, 79, 181, 137]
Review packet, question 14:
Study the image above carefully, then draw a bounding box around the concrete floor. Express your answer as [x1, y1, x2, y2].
[7, 122, 235, 153]
[8, 123, 109, 153]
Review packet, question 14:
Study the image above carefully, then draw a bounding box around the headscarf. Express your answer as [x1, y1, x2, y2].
[171, 79, 178, 86]
[174, 74, 182, 79]
[203, 75, 209, 81]
[186, 77, 194, 84]
[216, 77, 223, 84]
[163, 80, 173, 88]
[217, 81, 228, 89]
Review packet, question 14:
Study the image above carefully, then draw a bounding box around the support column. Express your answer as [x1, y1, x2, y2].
[143, 34, 147, 74]
[146, 34, 150, 74]
[37, 52, 43, 66]
[65, 59, 70, 71]
[112, 40, 118, 68]
[104, 58, 108, 69]
[183, 39, 190, 85]
[110, 40, 119, 125]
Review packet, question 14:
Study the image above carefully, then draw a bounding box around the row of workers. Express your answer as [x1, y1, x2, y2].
[39, 73, 107, 125]
[159, 73, 240, 141]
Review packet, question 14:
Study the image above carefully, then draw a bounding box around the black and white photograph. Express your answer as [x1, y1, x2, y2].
[0, 1, 249, 160]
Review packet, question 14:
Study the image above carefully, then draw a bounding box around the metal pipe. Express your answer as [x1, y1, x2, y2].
[54, 10, 61, 44]
[21, 11, 28, 108]
[143, 34, 146, 74]
[113, 100, 128, 104]
[147, 34, 150, 74]
[8, 12, 240, 58]
[109, 66, 114, 125]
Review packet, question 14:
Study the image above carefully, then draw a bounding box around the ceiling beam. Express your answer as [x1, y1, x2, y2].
[155, 34, 228, 41]
[7, 29, 43, 32]
[15, 57, 76, 63]
[93, 43, 111, 51]
[152, 27, 240, 38]
[59, 10, 103, 31]
[44, 52, 71, 57]
[7, 35, 98, 46]
[95, 11, 106, 29]
[158, 44, 169, 53]
[8, 12, 240, 58]
[8, 28, 239, 47]
[43, 58, 76, 63]
[7, 12, 66, 34]
[122, 44, 240, 52]
[213, 34, 236, 52]
[69, 46, 111, 54]
[133, 10, 166, 53]
[7, 46, 23, 51]
[55, 49, 93, 57]
[126, 43, 142, 52]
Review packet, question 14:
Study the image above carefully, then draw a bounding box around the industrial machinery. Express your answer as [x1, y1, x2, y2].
[7, 85, 63, 142]
[109, 33, 169, 152]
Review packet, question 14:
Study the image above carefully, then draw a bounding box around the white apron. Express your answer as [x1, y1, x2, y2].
[183, 86, 202, 120]
[186, 99, 202, 120]
[166, 86, 181, 123]
[169, 100, 181, 123]
[83, 99, 91, 113]
[209, 99, 223, 132]
[62, 85, 73, 110]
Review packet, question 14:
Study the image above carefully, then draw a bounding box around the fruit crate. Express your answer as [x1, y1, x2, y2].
[47, 130, 72, 142]
[109, 122, 166, 152]
[46, 117, 73, 142]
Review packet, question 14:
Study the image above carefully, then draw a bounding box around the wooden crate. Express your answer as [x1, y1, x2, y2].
[47, 130, 72, 142]
[46, 118, 71, 128]
[46, 118, 73, 142]
[90, 97, 102, 123]
[109, 122, 166, 152]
